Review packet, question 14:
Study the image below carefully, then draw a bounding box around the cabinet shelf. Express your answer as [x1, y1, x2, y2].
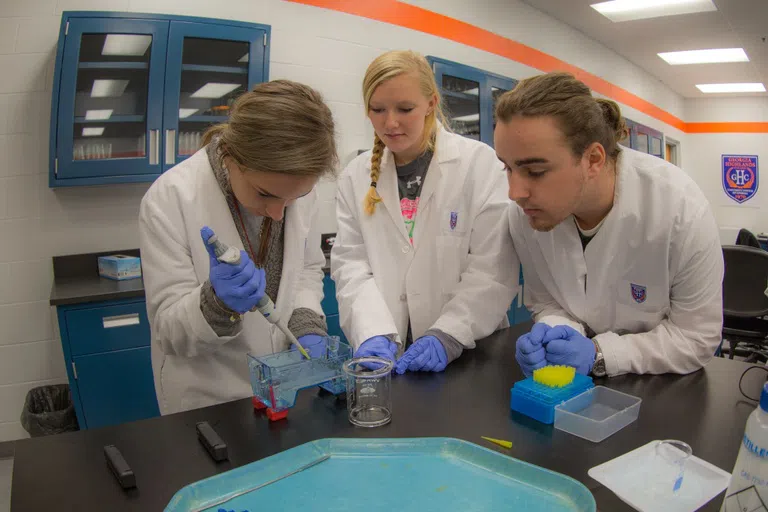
[180, 115, 228, 123]
[181, 64, 248, 74]
[74, 115, 146, 124]
[78, 62, 149, 70]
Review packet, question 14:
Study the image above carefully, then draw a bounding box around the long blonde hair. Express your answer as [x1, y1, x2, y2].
[495, 72, 627, 161]
[362, 50, 448, 215]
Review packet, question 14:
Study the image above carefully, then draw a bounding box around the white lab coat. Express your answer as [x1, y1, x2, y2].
[509, 148, 723, 376]
[331, 126, 517, 350]
[139, 149, 326, 415]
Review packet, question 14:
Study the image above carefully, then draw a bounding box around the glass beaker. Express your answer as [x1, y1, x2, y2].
[343, 357, 393, 428]
[649, 440, 692, 498]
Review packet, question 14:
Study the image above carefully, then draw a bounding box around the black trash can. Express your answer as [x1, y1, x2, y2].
[20, 384, 79, 437]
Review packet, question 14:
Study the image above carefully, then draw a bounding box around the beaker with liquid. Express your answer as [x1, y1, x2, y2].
[343, 357, 392, 427]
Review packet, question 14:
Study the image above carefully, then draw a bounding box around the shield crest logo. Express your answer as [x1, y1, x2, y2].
[722, 155, 759, 204]
[631, 283, 646, 304]
[450, 211, 458, 231]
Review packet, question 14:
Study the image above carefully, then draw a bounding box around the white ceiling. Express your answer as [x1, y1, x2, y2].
[521, 0, 768, 98]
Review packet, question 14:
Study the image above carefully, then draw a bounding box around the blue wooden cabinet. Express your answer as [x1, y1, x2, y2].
[427, 57, 517, 148]
[49, 11, 270, 187]
[57, 298, 159, 429]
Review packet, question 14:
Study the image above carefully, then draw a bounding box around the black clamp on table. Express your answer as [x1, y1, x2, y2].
[196, 421, 229, 462]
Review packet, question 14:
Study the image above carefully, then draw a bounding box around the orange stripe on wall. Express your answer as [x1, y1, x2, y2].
[686, 122, 768, 134]
[286, 0, 767, 134]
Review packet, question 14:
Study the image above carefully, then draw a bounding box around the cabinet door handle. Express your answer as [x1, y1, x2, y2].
[165, 129, 176, 165]
[149, 129, 159, 165]
[102, 313, 140, 329]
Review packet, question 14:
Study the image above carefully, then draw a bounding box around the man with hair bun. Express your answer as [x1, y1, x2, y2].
[495, 72, 723, 378]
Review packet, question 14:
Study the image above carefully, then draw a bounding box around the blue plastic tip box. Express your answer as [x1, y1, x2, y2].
[510, 373, 594, 424]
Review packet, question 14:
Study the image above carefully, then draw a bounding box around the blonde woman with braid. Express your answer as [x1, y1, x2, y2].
[331, 51, 517, 374]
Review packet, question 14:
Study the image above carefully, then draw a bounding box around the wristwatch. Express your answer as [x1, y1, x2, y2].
[591, 338, 607, 377]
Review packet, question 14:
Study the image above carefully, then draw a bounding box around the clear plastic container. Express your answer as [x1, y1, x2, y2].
[343, 357, 393, 428]
[248, 337, 351, 420]
[554, 386, 641, 442]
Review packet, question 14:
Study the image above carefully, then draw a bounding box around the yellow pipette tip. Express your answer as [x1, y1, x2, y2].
[297, 344, 311, 360]
[482, 436, 513, 449]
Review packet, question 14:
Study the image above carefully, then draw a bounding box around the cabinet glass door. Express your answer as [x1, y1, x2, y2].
[487, 75, 516, 148]
[56, 18, 168, 180]
[163, 22, 267, 170]
[442, 74, 481, 141]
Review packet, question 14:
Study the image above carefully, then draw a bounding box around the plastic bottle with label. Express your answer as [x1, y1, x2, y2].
[722, 382, 768, 511]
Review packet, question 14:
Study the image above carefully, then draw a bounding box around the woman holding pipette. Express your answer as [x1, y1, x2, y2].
[139, 80, 338, 414]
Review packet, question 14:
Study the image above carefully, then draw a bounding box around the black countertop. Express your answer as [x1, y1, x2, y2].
[12, 323, 759, 511]
[50, 251, 331, 306]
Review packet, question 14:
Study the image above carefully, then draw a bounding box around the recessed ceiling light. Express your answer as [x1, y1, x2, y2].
[82, 127, 105, 137]
[591, 0, 716, 22]
[91, 79, 129, 98]
[696, 83, 766, 93]
[658, 48, 749, 65]
[178, 108, 199, 119]
[190, 83, 242, 99]
[102, 34, 152, 56]
[84, 109, 113, 120]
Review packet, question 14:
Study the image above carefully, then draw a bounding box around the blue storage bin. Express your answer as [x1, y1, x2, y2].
[510, 373, 594, 424]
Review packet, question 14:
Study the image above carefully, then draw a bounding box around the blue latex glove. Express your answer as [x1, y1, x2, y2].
[542, 325, 596, 376]
[354, 336, 398, 369]
[395, 336, 448, 375]
[294, 334, 327, 358]
[515, 322, 551, 377]
[201, 226, 266, 314]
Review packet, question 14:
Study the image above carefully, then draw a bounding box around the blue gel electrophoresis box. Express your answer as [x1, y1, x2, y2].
[510, 374, 595, 424]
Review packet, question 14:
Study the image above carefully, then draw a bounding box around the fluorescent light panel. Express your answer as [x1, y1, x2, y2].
[179, 108, 199, 119]
[91, 79, 129, 98]
[590, 0, 717, 22]
[102, 34, 152, 56]
[453, 114, 480, 122]
[696, 83, 766, 93]
[190, 82, 241, 99]
[85, 109, 113, 120]
[658, 48, 748, 65]
[82, 127, 105, 136]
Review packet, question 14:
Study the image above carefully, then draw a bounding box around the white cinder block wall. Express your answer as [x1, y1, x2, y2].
[683, 97, 768, 234]
[0, 0, 734, 441]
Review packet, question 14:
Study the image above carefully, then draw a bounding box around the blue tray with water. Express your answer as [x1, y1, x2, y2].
[165, 438, 595, 511]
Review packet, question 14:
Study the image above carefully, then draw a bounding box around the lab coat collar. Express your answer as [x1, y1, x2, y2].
[364, 125, 457, 245]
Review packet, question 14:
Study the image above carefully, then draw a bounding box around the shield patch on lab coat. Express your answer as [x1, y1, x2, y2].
[630, 283, 647, 304]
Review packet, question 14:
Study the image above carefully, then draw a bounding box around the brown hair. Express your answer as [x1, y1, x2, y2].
[362, 50, 448, 215]
[495, 72, 627, 161]
[202, 79, 338, 178]
[202, 80, 338, 266]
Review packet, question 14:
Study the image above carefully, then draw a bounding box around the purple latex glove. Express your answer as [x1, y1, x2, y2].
[395, 336, 448, 375]
[354, 336, 398, 370]
[515, 322, 551, 377]
[201, 226, 266, 314]
[543, 325, 596, 375]
[292, 334, 327, 359]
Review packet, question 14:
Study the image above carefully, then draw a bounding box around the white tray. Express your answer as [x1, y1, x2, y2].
[588, 440, 731, 512]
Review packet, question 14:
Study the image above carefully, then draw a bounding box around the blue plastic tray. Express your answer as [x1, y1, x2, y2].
[165, 438, 595, 512]
[510, 374, 595, 424]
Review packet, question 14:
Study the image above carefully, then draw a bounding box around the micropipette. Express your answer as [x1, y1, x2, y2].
[204, 231, 311, 360]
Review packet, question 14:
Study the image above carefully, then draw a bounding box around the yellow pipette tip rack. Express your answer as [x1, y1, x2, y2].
[533, 365, 576, 388]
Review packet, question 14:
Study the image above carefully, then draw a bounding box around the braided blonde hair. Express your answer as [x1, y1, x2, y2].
[362, 50, 447, 215]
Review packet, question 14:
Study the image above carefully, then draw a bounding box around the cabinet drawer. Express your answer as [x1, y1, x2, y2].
[65, 301, 150, 356]
[75, 346, 159, 429]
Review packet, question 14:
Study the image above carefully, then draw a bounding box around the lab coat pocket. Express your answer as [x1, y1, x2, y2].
[613, 302, 665, 335]
[436, 235, 464, 296]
